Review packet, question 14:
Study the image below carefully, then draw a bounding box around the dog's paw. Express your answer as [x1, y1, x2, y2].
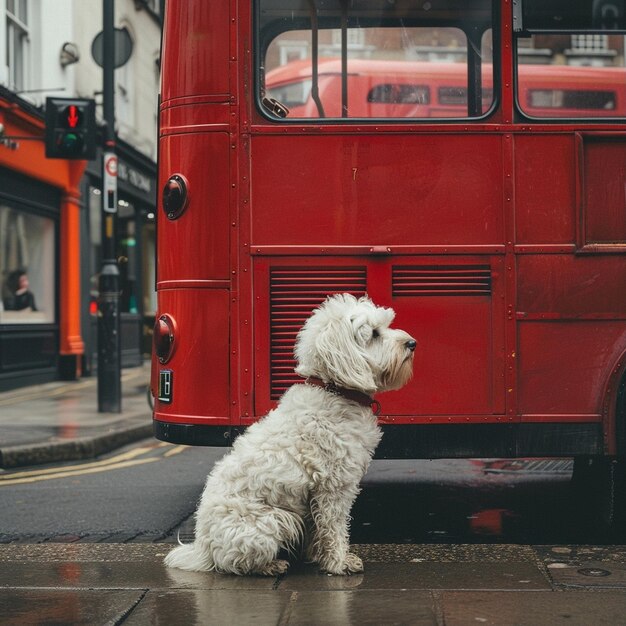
[321, 552, 364, 575]
[344, 552, 364, 573]
[258, 559, 290, 577]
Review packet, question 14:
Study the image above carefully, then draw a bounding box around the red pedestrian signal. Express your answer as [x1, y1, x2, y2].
[66, 105, 80, 128]
[45, 97, 96, 160]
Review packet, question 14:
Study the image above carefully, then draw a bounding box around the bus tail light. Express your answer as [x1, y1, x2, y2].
[154, 314, 177, 363]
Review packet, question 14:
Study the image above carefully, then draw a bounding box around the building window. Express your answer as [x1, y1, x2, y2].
[6, 0, 29, 91]
[0, 205, 55, 324]
[571, 34, 609, 53]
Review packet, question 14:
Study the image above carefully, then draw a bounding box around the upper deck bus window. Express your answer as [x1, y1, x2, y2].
[515, 0, 626, 118]
[257, 0, 495, 120]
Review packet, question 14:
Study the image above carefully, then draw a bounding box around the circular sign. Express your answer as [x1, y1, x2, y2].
[105, 155, 118, 177]
[91, 27, 133, 69]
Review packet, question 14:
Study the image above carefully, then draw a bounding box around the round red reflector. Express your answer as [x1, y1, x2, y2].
[154, 314, 176, 363]
[162, 174, 189, 220]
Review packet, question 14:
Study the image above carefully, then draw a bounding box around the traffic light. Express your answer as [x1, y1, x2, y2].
[45, 97, 96, 160]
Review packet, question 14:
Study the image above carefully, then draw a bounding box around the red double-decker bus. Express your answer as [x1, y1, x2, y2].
[265, 59, 626, 118]
[154, 0, 626, 520]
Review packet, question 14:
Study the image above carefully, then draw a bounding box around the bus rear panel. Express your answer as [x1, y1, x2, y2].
[154, 0, 626, 461]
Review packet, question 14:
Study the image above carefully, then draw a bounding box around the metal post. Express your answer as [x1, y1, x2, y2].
[98, 0, 121, 412]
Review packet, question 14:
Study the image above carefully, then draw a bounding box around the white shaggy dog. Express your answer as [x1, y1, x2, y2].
[165, 294, 416, 576]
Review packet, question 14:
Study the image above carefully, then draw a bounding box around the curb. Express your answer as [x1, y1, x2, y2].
[0, 422, 153, 469]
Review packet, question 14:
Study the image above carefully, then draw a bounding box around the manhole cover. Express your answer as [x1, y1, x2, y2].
[577, 568, 611, 577]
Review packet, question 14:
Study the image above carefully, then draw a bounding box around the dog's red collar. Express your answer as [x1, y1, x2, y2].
[304, 377, 381, 416]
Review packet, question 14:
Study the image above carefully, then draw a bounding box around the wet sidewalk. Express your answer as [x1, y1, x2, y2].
[1, 543, 626, 624]
[0, 365, 152, 468]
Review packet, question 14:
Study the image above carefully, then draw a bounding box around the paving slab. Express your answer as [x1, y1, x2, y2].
[546, 560, 626, 588]
[124, 590, 292, 626]
[279, 561, 550, 591]
[3, 543, 626, 625]
[286, 590, 438, 626]
[441, 591, 626, 626]
[0, 560, 277, 591]
[0, 589, 145, 625]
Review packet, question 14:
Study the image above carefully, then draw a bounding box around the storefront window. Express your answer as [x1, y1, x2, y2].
[142, 219, 156, 317]
[0, 205, 55, 324]
[117, 200, 139, 314]
[88, 186, 102, 314]
[88, 188, 146, 318]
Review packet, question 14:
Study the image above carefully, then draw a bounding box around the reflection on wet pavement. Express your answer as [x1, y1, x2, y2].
[350, 458, 610, 544]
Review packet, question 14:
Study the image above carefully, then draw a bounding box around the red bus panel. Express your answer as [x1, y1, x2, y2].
[161, 3, 230, 101]
[253, 255, 505, 419]
[153, 288, 230, 425]
[158, 133, 231, 282]
[251, 134, 504, 247]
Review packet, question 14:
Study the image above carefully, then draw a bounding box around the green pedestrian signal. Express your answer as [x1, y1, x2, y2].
[45, 97, 96, 160]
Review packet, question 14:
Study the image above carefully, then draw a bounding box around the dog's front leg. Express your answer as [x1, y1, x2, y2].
[308, 490, 362, 575]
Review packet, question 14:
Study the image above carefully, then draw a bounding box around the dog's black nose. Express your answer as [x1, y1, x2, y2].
[406, 339, 417, 352]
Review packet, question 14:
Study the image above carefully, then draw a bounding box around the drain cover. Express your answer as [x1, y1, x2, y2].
[577, 568, 611, 577]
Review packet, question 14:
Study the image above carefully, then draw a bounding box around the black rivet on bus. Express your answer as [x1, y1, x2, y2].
[163, 174, 189, 220]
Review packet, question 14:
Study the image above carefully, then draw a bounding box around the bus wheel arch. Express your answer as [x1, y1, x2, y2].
[602, 350, 626, 456]
[572, 354, 626, 536]
[615, 370, 626, 456]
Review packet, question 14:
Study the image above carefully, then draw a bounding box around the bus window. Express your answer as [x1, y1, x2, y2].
[258, 0, 494, 120]
[367, 84, 430, 105]
[528, 88, 616, 110]
[516, 34, 626, 118]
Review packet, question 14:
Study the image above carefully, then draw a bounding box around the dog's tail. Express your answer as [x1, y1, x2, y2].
[164, 540, 215, 572]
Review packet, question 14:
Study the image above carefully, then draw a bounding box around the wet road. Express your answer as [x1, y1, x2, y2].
[352, 458, 591, 544]
[0, 439, 618, 545]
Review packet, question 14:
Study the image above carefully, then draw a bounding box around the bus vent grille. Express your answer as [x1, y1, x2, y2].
[392, 265, 491, 296]
[270, 267, 367, 400]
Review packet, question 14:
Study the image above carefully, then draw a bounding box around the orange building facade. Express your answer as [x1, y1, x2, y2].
[0, 87, 86, 390]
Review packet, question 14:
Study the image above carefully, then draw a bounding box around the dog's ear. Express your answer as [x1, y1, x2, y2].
[311, 316, 377, 392]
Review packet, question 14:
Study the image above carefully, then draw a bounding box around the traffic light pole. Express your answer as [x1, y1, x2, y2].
[97, 0, 121, 413]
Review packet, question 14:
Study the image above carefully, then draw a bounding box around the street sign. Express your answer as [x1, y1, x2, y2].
[103, 152, 118, 213]
[91, 27, 133, 69]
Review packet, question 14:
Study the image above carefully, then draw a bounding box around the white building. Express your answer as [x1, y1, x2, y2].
[0, 0, 161, 387]
[1, 0, 160, 158]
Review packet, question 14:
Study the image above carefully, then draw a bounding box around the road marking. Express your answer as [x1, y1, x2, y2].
[0, 442, 186, 486]
[163, 445, 187, 458]
[0, 457, 160, 486]
[0, 445, 157, 481]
